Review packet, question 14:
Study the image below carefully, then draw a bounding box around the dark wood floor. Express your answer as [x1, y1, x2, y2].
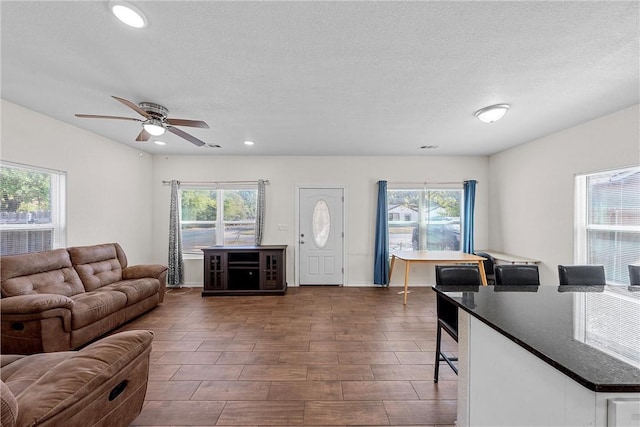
[122, 286, 457, 426]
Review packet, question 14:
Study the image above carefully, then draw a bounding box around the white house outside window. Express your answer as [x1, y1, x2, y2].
[387, 186, 463, 253]
[180, 185, 257, 254]
[0, 161, 66, 255]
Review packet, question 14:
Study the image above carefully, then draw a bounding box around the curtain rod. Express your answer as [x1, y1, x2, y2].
[389, 181, 477, 185]
[162, 179, 270, 185]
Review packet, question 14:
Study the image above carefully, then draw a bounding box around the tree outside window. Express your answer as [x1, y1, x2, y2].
[180, 187, 257, 253]
[0, 162, 65, 255]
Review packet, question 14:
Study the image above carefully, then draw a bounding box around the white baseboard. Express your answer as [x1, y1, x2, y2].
[171, 282, 433, 288]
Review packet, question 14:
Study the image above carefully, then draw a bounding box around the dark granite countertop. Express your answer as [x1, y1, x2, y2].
[432, 284, 640, 393]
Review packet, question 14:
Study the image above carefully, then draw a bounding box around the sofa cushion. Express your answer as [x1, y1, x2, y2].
[68, 244, 128, 291]
[96, 279, 160, 306]
[69, 292, 128, 329]
[1, 380, 18, 427]
[1, 249, 85, 297]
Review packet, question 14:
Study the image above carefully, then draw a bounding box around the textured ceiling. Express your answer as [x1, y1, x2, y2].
[1, 1, 638, 156]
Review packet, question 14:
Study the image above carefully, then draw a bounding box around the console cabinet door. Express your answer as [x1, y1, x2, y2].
[205, 251, 227, 290]
[261, 250, 283, 290]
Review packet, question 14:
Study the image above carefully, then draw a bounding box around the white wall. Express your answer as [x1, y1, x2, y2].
[488, 104, 640, 285]
[4, 99, 636, 287]
[151, 155, 489, 286]
[1, 100, 155, 264]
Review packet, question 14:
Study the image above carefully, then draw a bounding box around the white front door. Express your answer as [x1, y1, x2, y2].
[298, 187, 344, 285]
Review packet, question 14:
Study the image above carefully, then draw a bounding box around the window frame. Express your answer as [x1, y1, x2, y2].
[180, 184, 258, 255]
[0, 161, 66, 255]
[574, 165, 640, 285]
[387, 184, 464, 253]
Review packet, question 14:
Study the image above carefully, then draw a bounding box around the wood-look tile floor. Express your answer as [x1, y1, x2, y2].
[120, 286, 457, 426]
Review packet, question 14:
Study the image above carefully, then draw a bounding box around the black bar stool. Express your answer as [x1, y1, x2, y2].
[558, 265, 605, 285]
[433, 265, 481, 382]
[495, 264, 540, 286]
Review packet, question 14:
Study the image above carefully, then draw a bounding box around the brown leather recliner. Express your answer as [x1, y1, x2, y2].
[0, 330, 153, 427]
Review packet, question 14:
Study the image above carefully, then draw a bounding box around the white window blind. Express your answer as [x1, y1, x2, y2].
[575, 166, 640, 285]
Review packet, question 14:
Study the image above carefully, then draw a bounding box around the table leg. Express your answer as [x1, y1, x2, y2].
[389, 255, 396, 284]
[477, 261, 488, 286]
[403, 260, 410, 305]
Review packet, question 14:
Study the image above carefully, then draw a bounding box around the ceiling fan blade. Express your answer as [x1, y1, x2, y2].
[165, 118, 209, 129]
[75, 114, 142, 122]
[136, 129, 151, 142]
[167, 126, 206, 147]
[112, 96, 151, 119]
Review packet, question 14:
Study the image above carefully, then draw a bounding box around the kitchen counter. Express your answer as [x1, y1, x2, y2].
[432, 284, 640, 426]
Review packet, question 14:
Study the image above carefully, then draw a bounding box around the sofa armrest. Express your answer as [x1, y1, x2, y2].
[122, 264, 167, 280]
[13, 330, 154, 427]
[122, 265, 168, 303]
[0, 294, 74, 315]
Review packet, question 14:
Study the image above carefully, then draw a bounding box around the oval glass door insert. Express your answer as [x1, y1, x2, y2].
[312, 200, 331, 248]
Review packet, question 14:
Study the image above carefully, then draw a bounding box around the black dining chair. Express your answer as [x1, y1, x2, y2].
[474, 251, 496, 285]
[558, 265, 606, 286]
[629, 265, 640, 286]
[433, 265, 482, 382]
[495, 264, 540, 286]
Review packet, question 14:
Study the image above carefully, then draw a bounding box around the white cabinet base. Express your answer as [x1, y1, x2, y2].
[457, 312, 640, 427]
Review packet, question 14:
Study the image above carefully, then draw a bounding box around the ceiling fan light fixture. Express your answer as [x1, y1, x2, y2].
[110, 2, 147, 28]
[143, 120, 165, 136]
[475, 104, 510, 123]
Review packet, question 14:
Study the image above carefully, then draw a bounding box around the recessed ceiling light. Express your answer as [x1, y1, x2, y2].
[244, 140, 255, 146]
[110, 2, 147, 28]
[418, 145, 439, 150]
[153, 140, 166, 146]
[475, 104, 510, 123]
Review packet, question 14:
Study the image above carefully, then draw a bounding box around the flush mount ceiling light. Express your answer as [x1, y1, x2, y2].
[110, 1, 147, 28]
[143, 119, 165, 136]
[475, 104, 510, 123]
[153, 140, 166, 146]
[244, 140, 255, 146]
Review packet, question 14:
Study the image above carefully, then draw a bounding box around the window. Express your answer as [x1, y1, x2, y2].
[181, 185, 257, 253]
[575, 166, 640, 285]
[0, 161, 66, 255]
[387, 186, 463, 252]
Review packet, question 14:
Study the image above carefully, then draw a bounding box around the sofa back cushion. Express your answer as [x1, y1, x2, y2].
[68, 243, 128, 291]
[1, 249, 85, 297]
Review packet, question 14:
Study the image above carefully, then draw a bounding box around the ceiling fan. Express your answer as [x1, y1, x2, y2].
[75, 96, 210, 147]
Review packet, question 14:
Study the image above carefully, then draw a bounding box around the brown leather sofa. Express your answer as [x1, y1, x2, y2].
[0, 243, 167, 354]
[1, 330, 153, 427]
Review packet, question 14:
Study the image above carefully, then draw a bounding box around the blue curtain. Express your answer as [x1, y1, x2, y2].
[463, 180, 477, 254]
[374, 180, 389, 285]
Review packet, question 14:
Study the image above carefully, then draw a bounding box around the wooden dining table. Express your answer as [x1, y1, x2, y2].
[389, 251, 488, 304]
